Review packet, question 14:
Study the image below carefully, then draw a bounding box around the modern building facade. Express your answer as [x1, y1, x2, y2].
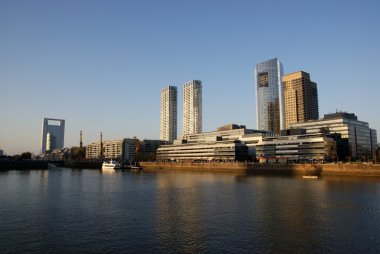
[156, 140, 248, 162]
[256, 131, 336, 163]
[41, 118, 65, 154]
[183, 80, 202, 135]
[157, 123, 338, 163]
[283, 71, 319, 129]
[160, 86, 177, 142]
[255, 58, 284, 134]
[157, 124, 273, 162]
[290, 112, 378, 160]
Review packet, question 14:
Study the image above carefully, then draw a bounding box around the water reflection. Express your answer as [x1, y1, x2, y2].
[0, 169, 379, 253]
[155, 173, 207, 252]
[101, 168, 115, 175]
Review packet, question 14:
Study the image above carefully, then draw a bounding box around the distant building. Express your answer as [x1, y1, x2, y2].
[160, 86, 177, 142]
[283, 71, 319, 129]
[255, 58, 284, 134]
[86, 139, 136, 163]
[42, 148, 70, 161]
[183, 80, 202, 135]
[290, 112, 377, 160]
[140, 139, 167, 161]
[41, 118, 65, 154]
[0, 149, 3, 156]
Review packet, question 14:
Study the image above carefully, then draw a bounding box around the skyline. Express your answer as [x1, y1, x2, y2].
[1, 0, 380, 155]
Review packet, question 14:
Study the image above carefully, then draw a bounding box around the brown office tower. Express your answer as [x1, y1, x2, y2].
[283, 71, 319, 129]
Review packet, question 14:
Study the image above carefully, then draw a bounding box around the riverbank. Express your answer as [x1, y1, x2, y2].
[0, 160, 48, 170]
[140, 162, 380, 177]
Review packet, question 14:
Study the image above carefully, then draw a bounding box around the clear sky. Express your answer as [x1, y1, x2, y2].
[1, 0, 379, 155]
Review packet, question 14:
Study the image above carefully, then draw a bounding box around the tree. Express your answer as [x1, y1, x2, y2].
[320, 127, 330, 134]
[20, 152, 32, 160]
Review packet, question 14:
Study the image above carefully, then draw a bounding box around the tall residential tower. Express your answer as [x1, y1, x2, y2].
[255, 58, 284, 134]
[160, 86, 178, 142]
[183, 80, 202, 135]
[41, 118, 65, 154]
[283, 71, 319, 129]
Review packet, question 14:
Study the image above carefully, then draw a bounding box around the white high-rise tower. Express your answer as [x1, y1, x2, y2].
[160, 86, 177, 142]
[182, 80, 202, 135]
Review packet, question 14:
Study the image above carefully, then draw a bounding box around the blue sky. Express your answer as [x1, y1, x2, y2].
[1, 0, 379, 155]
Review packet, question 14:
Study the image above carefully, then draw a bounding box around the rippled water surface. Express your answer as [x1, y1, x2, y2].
[1, 168, 380, 253]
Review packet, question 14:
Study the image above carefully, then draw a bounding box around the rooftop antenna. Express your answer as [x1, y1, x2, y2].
[100, 132, 103, 159]
[80, 130, 83, 149]
[80, 130, 84, 159]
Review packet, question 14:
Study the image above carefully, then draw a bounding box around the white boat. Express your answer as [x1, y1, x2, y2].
[303, 175, 318, 179]
[102, 160, 121, 169]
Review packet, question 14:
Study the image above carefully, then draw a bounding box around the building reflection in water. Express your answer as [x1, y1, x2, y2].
[154, 173, 209, 252]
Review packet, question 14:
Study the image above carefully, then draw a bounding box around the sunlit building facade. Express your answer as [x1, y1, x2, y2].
[86, 139, 136, 163]
[256, 133, 336, 163]
[183, 80, 202, 135]
[160, 86, 177, 142]
[283, 71, 319, 129]
[290, 112, 378, 160]
[255, 58, 284, 134]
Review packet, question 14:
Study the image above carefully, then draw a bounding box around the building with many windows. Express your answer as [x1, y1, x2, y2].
[255, 58, 284, 134]
[290, 112, 377, 160]
[160, 86, 177, 142]
[157, 140, 248, 162]
[283, 71, 319, 129]
[86, 139, 136, 163]
[157, 124, 273, 162]
[255, 132, 336, 163]
[41, 118, 65, 154]
[183, 80, 202, 135]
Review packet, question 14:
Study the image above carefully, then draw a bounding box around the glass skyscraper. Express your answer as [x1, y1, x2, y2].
[255, 58, 284, 134]
[41, 118, 65, 154]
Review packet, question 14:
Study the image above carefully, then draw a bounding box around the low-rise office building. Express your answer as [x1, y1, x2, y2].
[157, 124, 272, 162]
[156, 124, 339, 163]
[290, 112, 377, 160]
[256, 132, 336, 163]
[157, 140, 248, 162]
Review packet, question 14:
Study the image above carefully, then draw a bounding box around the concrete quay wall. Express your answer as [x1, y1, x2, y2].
[140, 162, 380, 177]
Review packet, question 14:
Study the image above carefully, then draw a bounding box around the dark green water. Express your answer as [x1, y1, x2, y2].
[0, 168, 379, 253]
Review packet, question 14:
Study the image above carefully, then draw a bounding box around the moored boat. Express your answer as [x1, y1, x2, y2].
[303, 175, 318, 179]
[102, 160, 121, 169]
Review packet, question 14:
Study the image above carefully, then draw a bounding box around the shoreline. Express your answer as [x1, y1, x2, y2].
[140, 162, 380, 177]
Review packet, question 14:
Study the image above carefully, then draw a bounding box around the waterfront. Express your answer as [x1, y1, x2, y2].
[0, 168, 380, 253]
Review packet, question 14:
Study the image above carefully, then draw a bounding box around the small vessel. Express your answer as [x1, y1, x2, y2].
[130, 166, 142, 171]
[303, 175, 318, 179]
[102, 160, 121, 169]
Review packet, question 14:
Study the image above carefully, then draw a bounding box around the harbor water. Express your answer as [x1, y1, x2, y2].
[0, 168, 379, 253]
